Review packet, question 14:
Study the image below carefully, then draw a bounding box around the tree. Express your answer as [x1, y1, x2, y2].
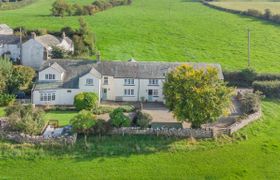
[74, 92, 99, 111]
[51, 46, 68, 59]
[264, 9, 272, 20]
[70, 110, 96, 146]
[0, 58, 13, 93]
[135, 111, 152, 128]
[6, 104, 45, 135]
[78, 17, 95, 55]
[109, 108, 131, 127]
[163, 65, 233, 128]
[51, 0, 70, 17]
[6, 65, 35, 94]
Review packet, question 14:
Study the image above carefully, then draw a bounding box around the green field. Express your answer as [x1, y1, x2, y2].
[0, 100, 279, 179]
[210, 1, 280, 14]
[1, 0, 280, 72]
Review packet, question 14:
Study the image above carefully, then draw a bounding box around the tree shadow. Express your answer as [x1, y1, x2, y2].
[38, 135, 191, 162]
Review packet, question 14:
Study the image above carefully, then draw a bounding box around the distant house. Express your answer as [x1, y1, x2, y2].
[32, 59, 224, 105]
[22, 32, 74, 70]
[0, 24, 13, 35]
[0, 34, 21, 61]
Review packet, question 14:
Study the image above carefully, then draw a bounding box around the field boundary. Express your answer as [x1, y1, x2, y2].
[201, 1, 280, 25]
[0, 0, 37, 10]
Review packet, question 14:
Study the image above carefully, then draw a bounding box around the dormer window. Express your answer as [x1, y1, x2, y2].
[45, 74, 55, 80]
[86, 78, 94, 86]
[124, 78, 134, 86]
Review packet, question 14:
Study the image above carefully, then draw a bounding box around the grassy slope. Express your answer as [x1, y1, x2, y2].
[1, 0, 280, 72]
[210, 2, 280, 14]
[0, 100, 280, 179]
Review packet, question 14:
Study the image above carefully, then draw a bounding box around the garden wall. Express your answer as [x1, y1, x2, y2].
[0, 118, 77, 145]
[109, 127, 214, 139]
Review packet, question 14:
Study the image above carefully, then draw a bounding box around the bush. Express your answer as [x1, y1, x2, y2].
[135, 111, 152, 128]
[223, 68, 257, 87]
[92, 105, 114, 115]
[91, 119, 112, 136]
[5, 104, 45, 135]
[119, 104, 135, 112]
[245, 9, 262, 18]
[74, 92, 99, 111]
[0, 94, 15, 106]
[240, 92, 261, 114]
[255, 73, 280, 81]
[252, 80, 280, 98]
[109, 108, 131, 127]
[51, 46, 69, 59]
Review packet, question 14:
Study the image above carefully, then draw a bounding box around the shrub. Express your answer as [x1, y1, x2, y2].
[245, 9, 262, 18]
[135, 111, 152, 128]
[119, 104, 135, 112]
[255, 73, 280, 81]
[74, 92, 99, 111]
[92, 105, 114, 115]
[109, 108, 131, 127]
[51, 46, 68, 58]
[223, 68, 257, 87]
[240, 92, 261, 114]
[0, 94, 15, 106]
[6, 104, 45, 135]
[252, 80, 280, 98]
[91, 119, 112, 136]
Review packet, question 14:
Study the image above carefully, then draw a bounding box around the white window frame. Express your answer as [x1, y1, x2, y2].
[40, 92, 56, 102]
[86, 78, 94, 86]
[149, 79, 159, 85]
[45, 74, 55, 80]
[124, 78, 135, 85]
[153, 89, 159, 96]
[104, 77, 109, 85]
[124, 89, 135, 96]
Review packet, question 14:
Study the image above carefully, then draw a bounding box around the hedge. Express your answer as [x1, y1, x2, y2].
[252, 80, 280, 98]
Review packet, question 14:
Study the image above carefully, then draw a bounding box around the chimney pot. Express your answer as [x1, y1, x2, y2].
[31, 32, 36, 39]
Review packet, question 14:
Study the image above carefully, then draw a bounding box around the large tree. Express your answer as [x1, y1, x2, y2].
[70, 110, 96, 147]
[163, 65, 233, 128]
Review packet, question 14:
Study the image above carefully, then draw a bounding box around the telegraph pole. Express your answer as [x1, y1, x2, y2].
[248, 29, 251, 67]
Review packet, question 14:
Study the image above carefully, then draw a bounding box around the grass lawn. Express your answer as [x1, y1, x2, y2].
[1, 0, 280, 72]
[44, 110, 78, 126]
[0, 100, 280, 179]
[209, 2, 280, 14]
[0, 107, 5, 117]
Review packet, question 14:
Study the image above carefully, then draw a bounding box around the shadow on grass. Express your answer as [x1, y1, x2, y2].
[41, 135, 188, 162]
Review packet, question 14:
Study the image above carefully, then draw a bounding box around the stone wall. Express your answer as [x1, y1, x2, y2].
[109, 127, 214, 139]
[228, 110, 262, 134]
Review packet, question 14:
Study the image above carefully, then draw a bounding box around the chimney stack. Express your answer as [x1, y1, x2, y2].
[62, 31, 66, 39]
[31, 32, 36, 39]
[96, 51, 101, 62]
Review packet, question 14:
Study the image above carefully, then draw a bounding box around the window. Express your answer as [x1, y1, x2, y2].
[153, 89, 159, 96]
[124, 89, 134, 96]
[86, 78, 94, 86]
[40, 92, 56, 102]
[149, 79, 159, 85]
[124, 78, 134, 85]
[45, 74, 55, 80]
[104, 77, 109, 85]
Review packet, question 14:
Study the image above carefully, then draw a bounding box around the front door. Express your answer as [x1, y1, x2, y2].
[102, 88, 107, 100]
[148, 89, 153, 102]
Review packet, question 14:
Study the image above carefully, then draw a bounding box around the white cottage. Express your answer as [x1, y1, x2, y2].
[22, 33, 74, 70]
[32, 59, 224, 106]
[0, 34, 21, 61]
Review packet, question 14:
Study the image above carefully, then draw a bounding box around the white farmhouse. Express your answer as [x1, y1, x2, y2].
[22, 32, 74, 70]
[32, 59, 224, 106]
[0, 34, 21, 61]
[0, 24, 13, 35]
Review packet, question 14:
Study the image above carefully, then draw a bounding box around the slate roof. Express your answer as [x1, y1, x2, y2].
[34, 59, 223, 90]
[0, 35, 20, 44]
[35, 34, 61, 48]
